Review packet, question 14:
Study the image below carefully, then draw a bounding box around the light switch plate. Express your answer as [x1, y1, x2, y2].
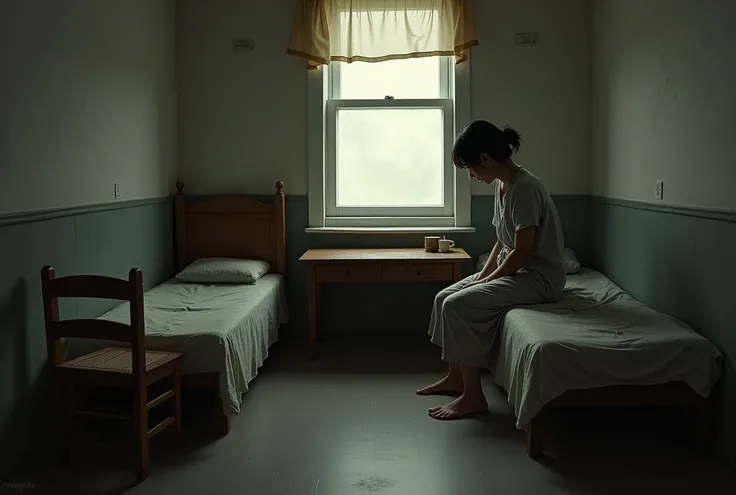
[515, 33, 540, 47]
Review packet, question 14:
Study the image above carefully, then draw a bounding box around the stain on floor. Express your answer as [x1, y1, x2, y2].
[353, 475, 395, 492]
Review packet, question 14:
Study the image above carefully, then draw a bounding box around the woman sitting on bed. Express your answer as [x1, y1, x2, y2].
[418, 120, 567, 420]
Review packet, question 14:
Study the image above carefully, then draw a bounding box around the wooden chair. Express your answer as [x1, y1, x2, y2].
[41, 266, 182, 482]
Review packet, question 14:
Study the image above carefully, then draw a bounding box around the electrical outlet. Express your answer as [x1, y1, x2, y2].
[655, 180, 664, 200]
[114, 182, 122, 200]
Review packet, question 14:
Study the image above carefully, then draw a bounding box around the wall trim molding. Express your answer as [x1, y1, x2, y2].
[592, 195, 736, 224]
[0, 197, 172, 227]
[472, 194, 591, 201]
[186, 193, 590, 203]
[4, 192, 598, 224]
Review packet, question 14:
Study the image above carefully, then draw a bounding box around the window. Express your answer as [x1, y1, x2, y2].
[306, 7, 472, 232]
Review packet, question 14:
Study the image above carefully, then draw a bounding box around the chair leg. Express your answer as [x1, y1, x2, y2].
[134, 384, 149, 482]
[52, 376, 70, 465]
[174, 362, 182, 436]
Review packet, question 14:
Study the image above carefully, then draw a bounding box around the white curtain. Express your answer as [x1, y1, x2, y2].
[287, 0, 479, 70]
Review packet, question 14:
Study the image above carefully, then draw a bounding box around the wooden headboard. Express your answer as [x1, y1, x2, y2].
[173, 181, 286, 276]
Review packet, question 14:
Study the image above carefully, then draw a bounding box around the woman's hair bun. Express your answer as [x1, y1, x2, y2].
[503, 126, 522, 154]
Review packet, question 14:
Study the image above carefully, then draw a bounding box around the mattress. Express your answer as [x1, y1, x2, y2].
[489, 269, 723, 430]
[65, 274, 289, 416]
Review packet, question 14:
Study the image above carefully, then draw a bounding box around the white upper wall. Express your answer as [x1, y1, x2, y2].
[592, 0, 736, 210]
[0, 0, 177, 214]
[176, 0, 591, 196]
[470, 0, 590, 195]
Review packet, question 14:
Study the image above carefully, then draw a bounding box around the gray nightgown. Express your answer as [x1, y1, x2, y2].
[427, 167, 566, 367]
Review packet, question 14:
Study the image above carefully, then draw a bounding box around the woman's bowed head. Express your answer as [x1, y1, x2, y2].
[452, 120, 523, 184]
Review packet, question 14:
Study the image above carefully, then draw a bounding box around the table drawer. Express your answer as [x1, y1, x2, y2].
[315, 264, 382, 283]
[382, 263, 454, 282]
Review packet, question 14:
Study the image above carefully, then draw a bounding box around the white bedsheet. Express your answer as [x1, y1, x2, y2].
[489, 269, 723, 430]
[66, 274, 289, 416]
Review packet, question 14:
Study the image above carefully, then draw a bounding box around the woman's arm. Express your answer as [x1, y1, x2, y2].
[482, 182, 542, 282]
[467, 182, 542, 288]
[485, 226, 536, 280]
[463, 241, 504, 289]
[477, 240, 503, 279]
[468, 226, 536, 286]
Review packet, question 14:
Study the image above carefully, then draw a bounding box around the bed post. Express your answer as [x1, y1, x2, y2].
[526, 411, 546, 458]
[214, 396, 231, 436]
[274, 181, 286, 275]
[688, 398, 716, 453]
[174, 181, 187, 273]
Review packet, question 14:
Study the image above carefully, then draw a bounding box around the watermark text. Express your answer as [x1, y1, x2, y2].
[1, 482, 36, 491]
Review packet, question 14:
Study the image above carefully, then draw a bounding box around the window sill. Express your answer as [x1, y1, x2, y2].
[304, 226, 476, 235]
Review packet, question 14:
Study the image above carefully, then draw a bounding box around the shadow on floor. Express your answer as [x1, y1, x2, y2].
[262, 334, 449, 374]
[5, 336, 736, 495]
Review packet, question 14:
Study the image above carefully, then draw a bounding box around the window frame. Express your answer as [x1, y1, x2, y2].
[306, 55, 473, 232]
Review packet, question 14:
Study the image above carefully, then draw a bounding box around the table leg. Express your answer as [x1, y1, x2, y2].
[308, 265, 318, 359]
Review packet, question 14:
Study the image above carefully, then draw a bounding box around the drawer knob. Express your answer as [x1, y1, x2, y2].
[345, 270, 350, 278]
[416, 270, 422, 276]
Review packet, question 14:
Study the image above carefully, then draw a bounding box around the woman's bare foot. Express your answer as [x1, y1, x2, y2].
[427, 392, 488, 420]
[416, 374, 464, 396]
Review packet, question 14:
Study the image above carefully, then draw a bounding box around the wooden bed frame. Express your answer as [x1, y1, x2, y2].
[523, 381, 716, 458]
[172, 180, 286, 435]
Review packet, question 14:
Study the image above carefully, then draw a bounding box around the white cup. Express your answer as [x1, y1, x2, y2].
[439, 238, 455, 253]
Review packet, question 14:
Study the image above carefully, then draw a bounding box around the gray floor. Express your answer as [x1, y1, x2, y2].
[6, 336, 736, 494]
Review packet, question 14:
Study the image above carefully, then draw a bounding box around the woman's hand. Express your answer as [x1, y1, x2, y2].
[464, 276, 492, 289]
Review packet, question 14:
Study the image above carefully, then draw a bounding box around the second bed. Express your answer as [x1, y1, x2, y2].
[489, 268, 723, 455]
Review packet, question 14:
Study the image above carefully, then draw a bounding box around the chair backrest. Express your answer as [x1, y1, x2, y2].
[41, 266, 146, 376]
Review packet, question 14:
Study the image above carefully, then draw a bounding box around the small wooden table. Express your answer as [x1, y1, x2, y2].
[299, 248, 473, 358]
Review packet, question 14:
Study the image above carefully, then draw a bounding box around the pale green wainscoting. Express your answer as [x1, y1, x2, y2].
[589, 196, 736, 466]
[3, 193, 734, 473]
[0, 193, 590, 482]
[0, 199, 173, 478]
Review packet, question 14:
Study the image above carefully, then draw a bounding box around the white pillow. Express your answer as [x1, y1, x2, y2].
[563, 248, 581, 274]
[175, 258, 270, 284]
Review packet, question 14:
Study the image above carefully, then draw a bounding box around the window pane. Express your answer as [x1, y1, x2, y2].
[336, 108, 444, 208]
[338, 57, 441, 99]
